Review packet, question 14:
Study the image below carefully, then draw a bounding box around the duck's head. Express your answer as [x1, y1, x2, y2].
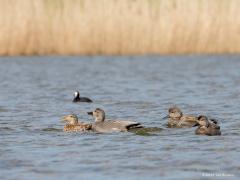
[74, 91, 80, 98]
[87, 108, 105, 122]
[62, 114, 78, 125]
[195, 115, 210, 127]
[168, 106, 183, 119]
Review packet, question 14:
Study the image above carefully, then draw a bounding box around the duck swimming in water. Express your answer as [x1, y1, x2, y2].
[72, 91, 92, 103]
[167, 106, 197, 128]
[62, 114, 92, 132]
[87, 108, 142, 133]
[194, 115, 221, 136]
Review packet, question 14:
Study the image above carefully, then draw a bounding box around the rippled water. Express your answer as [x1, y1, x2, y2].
[0, 56, 240, 180]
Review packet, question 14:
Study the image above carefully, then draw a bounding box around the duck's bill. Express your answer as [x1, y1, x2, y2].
[192, 123, 199, 127]
[61, 117, 67, 122]
[87, 112, 93, 116]
[162, 115, 170, 119]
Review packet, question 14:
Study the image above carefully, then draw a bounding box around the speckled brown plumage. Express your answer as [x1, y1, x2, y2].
[195, 115, 221, 136]
[167, 106, 197, 128]
[63, 123, 92, 132]
[62, 114, 92, 132]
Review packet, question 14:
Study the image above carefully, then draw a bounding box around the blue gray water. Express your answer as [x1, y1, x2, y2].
[0, 55, 240, 180]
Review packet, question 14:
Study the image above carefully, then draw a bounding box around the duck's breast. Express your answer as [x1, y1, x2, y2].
[167, 118, 180, 128]
[195, 126, 209, 135]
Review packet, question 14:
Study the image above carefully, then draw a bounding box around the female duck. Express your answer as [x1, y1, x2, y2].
[167, 106, 197, 128]
[194, 115, 221, 136]
[72, 91, 93, 103]
[87, 108, 142, 133]
[62, 114, 92, 132]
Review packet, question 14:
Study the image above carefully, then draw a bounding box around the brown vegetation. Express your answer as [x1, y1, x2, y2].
[0, 0, 240, 55]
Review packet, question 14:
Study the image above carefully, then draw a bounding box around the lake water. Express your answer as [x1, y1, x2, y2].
[0, 55, 240, 180]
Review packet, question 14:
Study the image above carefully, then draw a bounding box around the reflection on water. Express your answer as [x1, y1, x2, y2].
[0, 55, 240, 179]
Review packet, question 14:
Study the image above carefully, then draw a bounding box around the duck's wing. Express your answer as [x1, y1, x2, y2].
[80, 97, 93, 103]
[178, 115, 197, 127]
[92, 121, 122, 133]
[181, 115, 197, 122]
[81, 123, 92, 130]
[64, 124, 91, 132]
[93, 120, 142, 133]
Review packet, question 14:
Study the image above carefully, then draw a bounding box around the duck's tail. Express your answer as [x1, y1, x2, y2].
[126, 123, 143, 130]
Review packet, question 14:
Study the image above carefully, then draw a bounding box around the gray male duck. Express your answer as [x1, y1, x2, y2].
[167, 106, 197, 128]
[72, 91, 92, 103]
[194, 115, 221, 136]
[87, 108, 142, 133]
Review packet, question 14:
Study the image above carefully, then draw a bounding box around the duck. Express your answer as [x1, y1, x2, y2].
[72, 91, 92, 103]
[87, 108, 142, 133]
[62, 114, 92, 132]
[167, 106, 197, 128]
[194, 115, 221, 136]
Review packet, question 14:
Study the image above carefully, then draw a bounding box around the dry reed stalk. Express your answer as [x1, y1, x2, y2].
[0, 0, 240, 55]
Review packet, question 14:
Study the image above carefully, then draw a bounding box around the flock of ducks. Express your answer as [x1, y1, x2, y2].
[62, 91, 221, 136]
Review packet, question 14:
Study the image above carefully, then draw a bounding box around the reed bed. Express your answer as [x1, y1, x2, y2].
[0, 0, 240, 55]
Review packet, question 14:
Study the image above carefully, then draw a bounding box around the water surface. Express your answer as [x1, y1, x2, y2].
[0, 55, 239, 179]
